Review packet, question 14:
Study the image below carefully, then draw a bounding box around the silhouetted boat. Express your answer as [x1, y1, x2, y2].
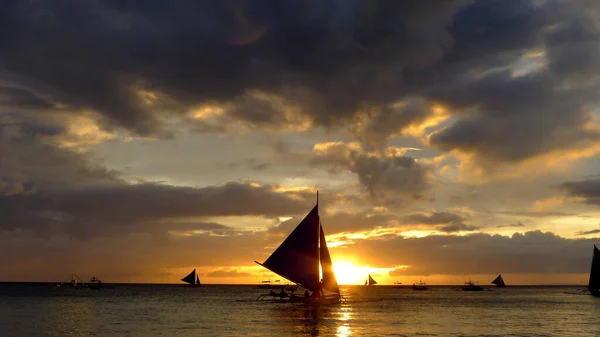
[365, 274, 377, 286]
[181, 269, 201, 287]
[413, 278, 428, 290]
[70, 273, 83, 288]
[255, 192, 341, 304]
[88, 276, 102, 290]
[462, 280, 483, 291]
[257, 278, 297, 291]
[589, 245, 600, 297]
[491, 274, 505, 287]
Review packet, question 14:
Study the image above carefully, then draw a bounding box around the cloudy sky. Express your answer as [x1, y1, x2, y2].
[3, 0, 600, 285]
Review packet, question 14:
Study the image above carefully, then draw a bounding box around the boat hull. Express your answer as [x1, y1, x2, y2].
[291, 294, 341, 305]
[462, 287, 483, 291]
[88, 283, 101, 290]
[589, 287, 600, 297]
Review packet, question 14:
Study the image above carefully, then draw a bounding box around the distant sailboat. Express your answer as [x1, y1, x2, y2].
[491, 274, 505, 287]
[70, 273, 83, 288]
[589, 245, 600, 297]
[255, 192, 341, 304]
[181, 269, 201, 287]
[365, 274, 377, 286]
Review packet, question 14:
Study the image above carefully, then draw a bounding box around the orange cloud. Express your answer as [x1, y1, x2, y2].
[531, 196, 565, 212]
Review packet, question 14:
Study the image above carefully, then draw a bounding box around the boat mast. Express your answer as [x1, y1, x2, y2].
[317, 190, 320, 282]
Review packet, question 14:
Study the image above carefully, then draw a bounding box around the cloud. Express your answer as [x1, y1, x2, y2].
[0, 0, 598, 174]
[0, 0, 473, 136]
[0, 180, 313, 238]
[269, 208, 401, 237]
[496, 222, 526, 228]
[560, 179, 600, 205]
[206, 269, 251, 278]
[269, 209, 481, 237]
[576, 228, 600, 236]
[402, 211, 478, 233]
[225, 158, 271, 172]
[311, 142, 430, 200]
[0, 125, 314, 238]
[350, 98, 441, 149]
[0, 227, 272, 282]
[348, 230, 595, 276]
[402, 212, 465, 225]
[492, 210, 580, 218]
[425, 0, 600, 166]
[438, 223, 480, 233]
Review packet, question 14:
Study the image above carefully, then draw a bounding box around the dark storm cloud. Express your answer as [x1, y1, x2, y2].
[0, 0, 597, 165]
[352, 230, 595, 275]
[560, 179, 600, 205]
[0, 86, 54, 109]
[0, 0, 471, 135]
[425, 0, 600, 163]
[0, 180, 311, 238]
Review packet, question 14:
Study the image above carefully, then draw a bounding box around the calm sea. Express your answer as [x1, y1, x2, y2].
[1, 283, 599, 336]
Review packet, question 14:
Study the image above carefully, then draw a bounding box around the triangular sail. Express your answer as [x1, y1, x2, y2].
[367, 274, 377, 285]
[181, 269, 196, 285]
[256, 205, 320, 292]
[196, 274, 201, 285]
[320, 224, 339, 294]
[589, 245, 600, 290]
[491, 274, 505, 286]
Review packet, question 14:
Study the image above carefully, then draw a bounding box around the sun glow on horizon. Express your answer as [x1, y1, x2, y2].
[332, 261, 366, 285]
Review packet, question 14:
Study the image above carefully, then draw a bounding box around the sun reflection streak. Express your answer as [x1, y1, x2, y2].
[338, 307, 352, 321]
[337, 325, 351, 337]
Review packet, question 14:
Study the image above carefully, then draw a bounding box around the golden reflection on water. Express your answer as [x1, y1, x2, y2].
[335, 303, 353, 336]
[336, 324, 351, 337]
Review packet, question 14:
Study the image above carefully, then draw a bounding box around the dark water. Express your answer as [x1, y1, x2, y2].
[1, 284, 599, 336]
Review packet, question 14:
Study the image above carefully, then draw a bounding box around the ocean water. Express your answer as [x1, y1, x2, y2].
[1, 284, 599, 336]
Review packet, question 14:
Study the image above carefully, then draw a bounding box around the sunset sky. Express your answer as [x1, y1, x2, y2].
[3, 0, 600, 285]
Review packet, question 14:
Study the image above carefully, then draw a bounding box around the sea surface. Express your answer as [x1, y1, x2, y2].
[1, 283, 599, 336]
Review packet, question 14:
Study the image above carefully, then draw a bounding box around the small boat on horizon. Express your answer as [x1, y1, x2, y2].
[462, 280, 483, 291]
[70, 273, 83, 288]
[257, 277, 297, 291]
[588, 245, 600, 297]
[181, 269, 201, 287]
[88, 276, 102, 290]
[254, 192, 341, 304]
[412, 278, 427, 290]
[365, 274, 377, 286]
[491, 274, 506, 287]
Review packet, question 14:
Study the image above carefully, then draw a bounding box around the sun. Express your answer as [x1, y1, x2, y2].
[332, 261, 366, 285]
